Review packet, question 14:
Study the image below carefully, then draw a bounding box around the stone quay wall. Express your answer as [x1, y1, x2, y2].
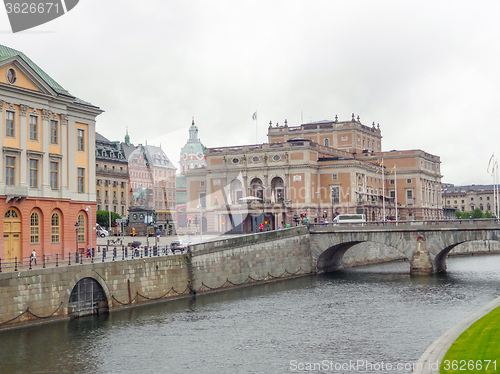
[189, 227, 313, 291]
[0, 256, 188, 329]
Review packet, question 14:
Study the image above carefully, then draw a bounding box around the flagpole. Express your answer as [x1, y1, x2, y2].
[394, 165, 398, 225]
[382, 159, 385, 221]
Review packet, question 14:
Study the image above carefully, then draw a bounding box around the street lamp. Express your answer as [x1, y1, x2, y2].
[74, 221, 79, 262]
[197, 203, 203, 243]
[316, 191, 321, 221]
[86, 206, 92, 256]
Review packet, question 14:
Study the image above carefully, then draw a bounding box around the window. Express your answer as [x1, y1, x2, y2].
[77, 168, 85, 193]
[105, 190, 108, 198]
[121, 191, 124, 198]
[200, 193, 206, 208]
[200, 181, 205, 186]
[97, 190, 100, 197]
[6, 156, 15, 186]
[113, 191, 116, 198]
[77, 214, 85, 243]
[29, 159, 38, 188]
[324, 138, 330, 147]
[29, 115, 38, 140]
[331, 187, 340, 203]
[406, 179, 412, 184]
[30, 212, 39, 244]
[50, 120, 58, 144]
[390, 179, 395, 185]
[113, 206, 117, 213]
[406, 189, 413, 204]
[51, 213, 60, 243]
[332, 174, 338, 180]
[77, 129, 85, 151]
[121, 206, 125, 216]
[50, 162, 58, 189]
[390, 190, 396, 198]
[471, 197, 474, 201]
[5, 111, 14, 137]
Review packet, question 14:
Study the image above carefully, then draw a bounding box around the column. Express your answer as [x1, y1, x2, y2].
[41, 109, 50, 195]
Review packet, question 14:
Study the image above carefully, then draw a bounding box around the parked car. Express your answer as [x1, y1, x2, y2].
[170, 240, 190, 254]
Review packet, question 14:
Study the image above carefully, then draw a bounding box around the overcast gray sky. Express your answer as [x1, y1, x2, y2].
[2, 0, 499, 185]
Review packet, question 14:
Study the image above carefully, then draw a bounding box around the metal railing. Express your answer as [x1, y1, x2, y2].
[309, 218, 500, 229]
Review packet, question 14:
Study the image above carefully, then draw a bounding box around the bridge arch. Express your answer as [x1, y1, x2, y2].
[65, 270, 111, 317]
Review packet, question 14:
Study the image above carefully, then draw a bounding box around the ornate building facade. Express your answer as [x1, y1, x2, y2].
[185, 115, 443, 233]
[0, 44, 102, 260]
[95, 133, 129, 219]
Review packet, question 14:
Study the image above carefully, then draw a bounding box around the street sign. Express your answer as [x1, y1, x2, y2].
[116, 219, 124, 223]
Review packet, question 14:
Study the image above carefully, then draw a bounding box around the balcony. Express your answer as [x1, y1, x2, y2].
[5, 185, 28, 203]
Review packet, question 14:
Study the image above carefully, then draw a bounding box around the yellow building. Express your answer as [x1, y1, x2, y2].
[0, 44, 102, 261]
[185, 116, 443, 232]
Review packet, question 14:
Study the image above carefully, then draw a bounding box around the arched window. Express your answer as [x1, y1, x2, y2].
[77, 214, 85, 243]
[324, 138, 330, 147]
[51, 212, 60, 243]
[30, 212, 40, 244]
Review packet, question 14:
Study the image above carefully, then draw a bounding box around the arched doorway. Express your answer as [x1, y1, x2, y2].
[4, 208, 21, 261]
[68, 277, 109, 318]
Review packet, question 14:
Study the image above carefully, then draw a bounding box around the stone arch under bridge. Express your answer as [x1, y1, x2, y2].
[309, 227, 500, 274]
[65, 270, 112, 317]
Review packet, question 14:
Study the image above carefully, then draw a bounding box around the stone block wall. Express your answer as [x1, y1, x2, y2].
[190, 228, 312, 291]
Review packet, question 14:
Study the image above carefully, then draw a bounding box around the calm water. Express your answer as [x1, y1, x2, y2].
[1, 255, 500, 374]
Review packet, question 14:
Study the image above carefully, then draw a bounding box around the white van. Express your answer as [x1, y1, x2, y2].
[333, 214, 366, 225]
[96, 224, 109, 238]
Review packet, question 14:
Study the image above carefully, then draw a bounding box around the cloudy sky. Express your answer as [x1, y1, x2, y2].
[2, 0, 499, 185]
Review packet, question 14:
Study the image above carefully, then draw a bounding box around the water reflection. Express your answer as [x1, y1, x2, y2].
[1, 254, 500, 374]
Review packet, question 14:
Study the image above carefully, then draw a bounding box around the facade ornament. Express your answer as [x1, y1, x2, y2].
[60, 114, 68, 125]
[284, 152, 289, 162]
[6, 103, 15, 112]
[0, 100, 5, 109]
[372, 122, 375, 129]
[222, 155, 226, 164]
[19, 104, 29, 117]
[29, 108, 38, 116]
[42, 108, 51, 120]
[276, 122, 279, 127]
[284, 119, 288, 127]
[377, 123, 380, 130]
[352, 113, 355, 121]
[357, 115, 360, 122]
[335, 115, 338, 123]
[268, 120, 272, 129]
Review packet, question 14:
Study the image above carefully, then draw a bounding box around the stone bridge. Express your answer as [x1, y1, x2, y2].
[309, 222, 500, 274]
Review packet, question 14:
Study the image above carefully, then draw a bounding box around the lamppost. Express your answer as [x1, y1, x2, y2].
[316, 191, 320, 221]
[86, 206, 92, 256]
[74, 222, 79, 254]
[197, 203, 203, 243]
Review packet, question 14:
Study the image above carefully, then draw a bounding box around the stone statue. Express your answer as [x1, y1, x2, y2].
[130, 185, 149, 206]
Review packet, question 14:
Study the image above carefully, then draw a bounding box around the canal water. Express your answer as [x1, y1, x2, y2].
[1, 255, 500, 374]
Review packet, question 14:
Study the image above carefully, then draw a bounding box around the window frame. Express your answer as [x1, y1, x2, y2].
[51, 212, 60, 243]
[29, 159, 38, 188]
[50, 161, 58, 190]
[77, 167, 85, 193]
[29, 115, 38, 141]
[30, 212, 40, 244]
[5, 110, 15, 137]
[77, 129, 85, 151]
[50, 120, 58, 144]
[5, 156, 15, 186]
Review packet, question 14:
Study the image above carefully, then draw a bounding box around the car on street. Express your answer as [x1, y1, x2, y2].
[96, 224, 109, 238]
[170, 240, 190, 254]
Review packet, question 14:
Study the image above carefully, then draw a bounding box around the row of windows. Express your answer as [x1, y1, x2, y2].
[96, 205, 125, 216]
[5, 156, 85, 192]
[5, 210, 63, 244]
[4, 110, 85, 150]
[97, 190, 125, 199]
[389, 179, 412, 185]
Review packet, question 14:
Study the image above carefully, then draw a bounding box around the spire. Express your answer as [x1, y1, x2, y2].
[189, 116, 198, 141]
[125, 127, 130, 146]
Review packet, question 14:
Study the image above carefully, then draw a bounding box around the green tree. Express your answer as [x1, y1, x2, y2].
[471, 207, 484, 219]
[484, 211, 493, 219]
[455, 210, 462, 219]
[96, 210, 121, 228]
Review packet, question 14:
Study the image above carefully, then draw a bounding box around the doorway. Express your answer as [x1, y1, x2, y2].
[4, 208, 21, 261]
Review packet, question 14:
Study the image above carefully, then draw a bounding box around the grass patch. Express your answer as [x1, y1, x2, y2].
[441, 305, 500, 373]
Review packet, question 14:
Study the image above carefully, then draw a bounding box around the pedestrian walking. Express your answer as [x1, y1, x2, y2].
[86, 246, 91, 259]
[259, 223, 264, 232]
[30, 249, 37, 266]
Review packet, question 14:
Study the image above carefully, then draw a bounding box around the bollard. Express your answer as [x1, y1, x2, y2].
[122, 246, 124, 261]
[76, 250, 79, 264]
[56, 253, 59, 267]
[14, 257, 18, 272]
[43, 254, 46, 269]
[140, 248, 143, 258]
[144, 246, 148, 257]
[68, 252, 71, 266]
[153, 246, 158, 256]
[125, 247, 128, 258]
[113, 247, 117, 261]
[29, 257, 32, 270]
[102, 247, 106, 262]
[0, 258, 2, 273]
[91, 248, 94, 264]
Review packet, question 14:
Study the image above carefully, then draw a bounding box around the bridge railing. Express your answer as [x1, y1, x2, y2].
[309, 218, 500, 229]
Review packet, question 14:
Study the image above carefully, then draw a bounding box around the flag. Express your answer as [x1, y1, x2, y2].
[488, 154, 494, 174]
[252, 112, 257, 121]
[375, 159, 383, 174]
[390, 166, 396, 175]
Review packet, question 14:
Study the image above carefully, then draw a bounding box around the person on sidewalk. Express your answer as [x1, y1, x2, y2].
[30, 249, 37, 266]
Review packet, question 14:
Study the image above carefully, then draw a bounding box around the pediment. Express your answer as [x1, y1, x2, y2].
[0, 56, 59, 97]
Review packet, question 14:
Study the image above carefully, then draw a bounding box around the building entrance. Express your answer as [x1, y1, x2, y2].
[3, 208, 21, 261]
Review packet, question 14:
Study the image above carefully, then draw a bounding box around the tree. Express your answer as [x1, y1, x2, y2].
[471, 207, 483, 219]
[96, 210, 122, 227]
